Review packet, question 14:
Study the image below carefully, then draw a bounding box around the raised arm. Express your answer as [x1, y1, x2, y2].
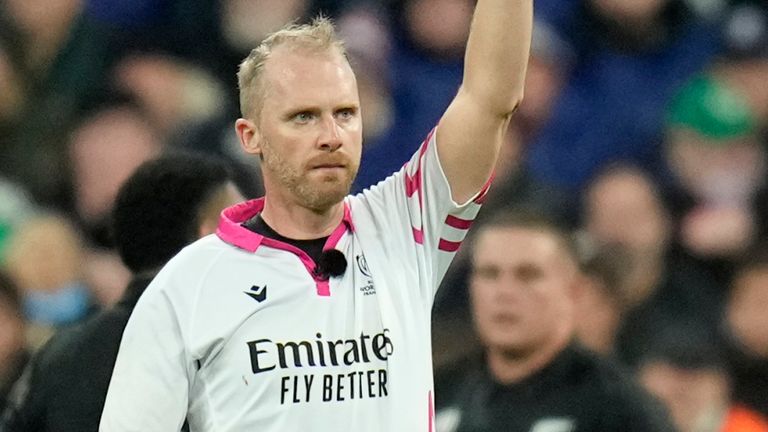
[436, 0, 533, 203]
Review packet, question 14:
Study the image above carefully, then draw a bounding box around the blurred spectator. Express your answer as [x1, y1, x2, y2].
[0, 0, 117, 206]
[637, 326, 768, 432]
[665, 72, 764, 261]
[572, 240, 631, 356]
[434, 211, 675, 432]
[723, 247, 768, 417]
[221, 0, 310, 53]
[1, 152, 244, 432]
[664, 0, 768, 266]
[337, 3, 394, 144]
[68, 100, 163, 239]
[0, 272, 27, 416]
[582, 164, 723, 366]
[525, 0, 720, 191]
[111, 53, 228, 139]
[2, 214, 93, 349]
[515, 23, 573, 142]
[355, 0, 471, 190]
[67, 98, 164, 305]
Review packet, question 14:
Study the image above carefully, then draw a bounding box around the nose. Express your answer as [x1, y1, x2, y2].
[318, 115, 342, 152]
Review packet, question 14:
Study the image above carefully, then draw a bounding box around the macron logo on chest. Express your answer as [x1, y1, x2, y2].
[244, 285, 267, 303]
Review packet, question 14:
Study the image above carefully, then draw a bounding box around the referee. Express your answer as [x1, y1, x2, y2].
[100, 1, 532, 430]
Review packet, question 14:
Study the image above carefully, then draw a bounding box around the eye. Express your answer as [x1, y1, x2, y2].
[335, 107, 357, 121]
[515, 264, 543, 283]
[293, 111, 315, 123]
[473, 265, 500, 281]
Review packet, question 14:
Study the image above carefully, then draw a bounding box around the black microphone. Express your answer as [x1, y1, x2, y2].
[314, 249, 348, 280]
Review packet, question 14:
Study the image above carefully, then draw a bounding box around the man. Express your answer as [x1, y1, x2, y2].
[1, 152, 244, 432]
[100, 2, 532, 430]
[637, 326, 768, 432]
[435, 212, 676, 431]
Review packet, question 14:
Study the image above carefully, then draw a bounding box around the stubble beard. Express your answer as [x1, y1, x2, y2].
[262, 145, 358, 213]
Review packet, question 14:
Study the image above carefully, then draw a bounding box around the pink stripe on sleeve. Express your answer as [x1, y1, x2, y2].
[445, 215, 474, 230]
[438, 238, 462, 252]
[412, 227, 424, 245]
[405, 168, 422, 198]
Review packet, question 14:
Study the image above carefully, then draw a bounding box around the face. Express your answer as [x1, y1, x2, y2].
[586, 169, 670, 256]
[470, 227, 577, 357]
[237, 48, 362, 212]
[667, 129, 765, 206]
[638, 361, 729, 432]
[727, 268, 768, 358]
[405, 0, 472, 57]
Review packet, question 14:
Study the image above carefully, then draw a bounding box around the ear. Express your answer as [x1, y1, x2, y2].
[235, 118, 262, 155]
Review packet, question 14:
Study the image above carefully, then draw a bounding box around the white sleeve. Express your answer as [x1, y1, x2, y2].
[355, 127, 491, 299]
[100, 268, 194, 431]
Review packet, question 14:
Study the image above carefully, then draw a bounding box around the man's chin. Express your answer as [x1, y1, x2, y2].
[301, 182, 352, 212]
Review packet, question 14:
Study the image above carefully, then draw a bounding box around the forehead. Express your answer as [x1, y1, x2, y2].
[260, 47, 359, 108]
[589, 171, 656, 208]
[472, 227, 564, 266]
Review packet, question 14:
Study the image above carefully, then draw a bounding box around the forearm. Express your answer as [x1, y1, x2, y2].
[462, 0, 533, 116]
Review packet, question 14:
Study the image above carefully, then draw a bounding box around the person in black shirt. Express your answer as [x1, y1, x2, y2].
[434, 211, 675, 432]
[1, 152, 244, 432]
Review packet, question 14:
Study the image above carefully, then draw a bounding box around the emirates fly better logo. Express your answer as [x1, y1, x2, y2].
[246, 329, 394, 405]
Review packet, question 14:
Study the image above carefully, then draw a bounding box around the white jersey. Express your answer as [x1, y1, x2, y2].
[100, 129, 490, 431]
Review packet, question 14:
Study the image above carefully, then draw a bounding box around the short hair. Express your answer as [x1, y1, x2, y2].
[236, 16, 348, 118]
[112, 152, 235, 273]
[472, 210, 579, 264]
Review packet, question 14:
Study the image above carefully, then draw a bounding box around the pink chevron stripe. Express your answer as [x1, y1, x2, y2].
[438, 238, 462, 252]
[412, 227, 424, 245]
[445, 215, 473, 230]
[405, 167, 422, 198]
[405, 128, 435, 201]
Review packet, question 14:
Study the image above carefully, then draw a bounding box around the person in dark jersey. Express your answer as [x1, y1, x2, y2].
[1, 152, 244, 432]
[435, 211, 676, 432]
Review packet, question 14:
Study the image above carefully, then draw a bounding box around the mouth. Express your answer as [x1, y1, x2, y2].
[309, 158, 348, 172]
[491, 313, 520, 326]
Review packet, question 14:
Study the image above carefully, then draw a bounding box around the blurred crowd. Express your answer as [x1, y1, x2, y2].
[0, 0, 767, 430]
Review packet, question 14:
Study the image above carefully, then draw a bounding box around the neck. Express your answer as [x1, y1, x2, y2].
[486, 336, 570, 385]
[261, 196, 343, 240]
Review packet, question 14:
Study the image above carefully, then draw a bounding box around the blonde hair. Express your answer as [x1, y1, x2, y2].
[237, 16, 348, 118]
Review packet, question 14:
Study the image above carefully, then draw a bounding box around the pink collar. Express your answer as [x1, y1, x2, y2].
[216, 197, 355, 253]
[215, 198, 354, 297]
